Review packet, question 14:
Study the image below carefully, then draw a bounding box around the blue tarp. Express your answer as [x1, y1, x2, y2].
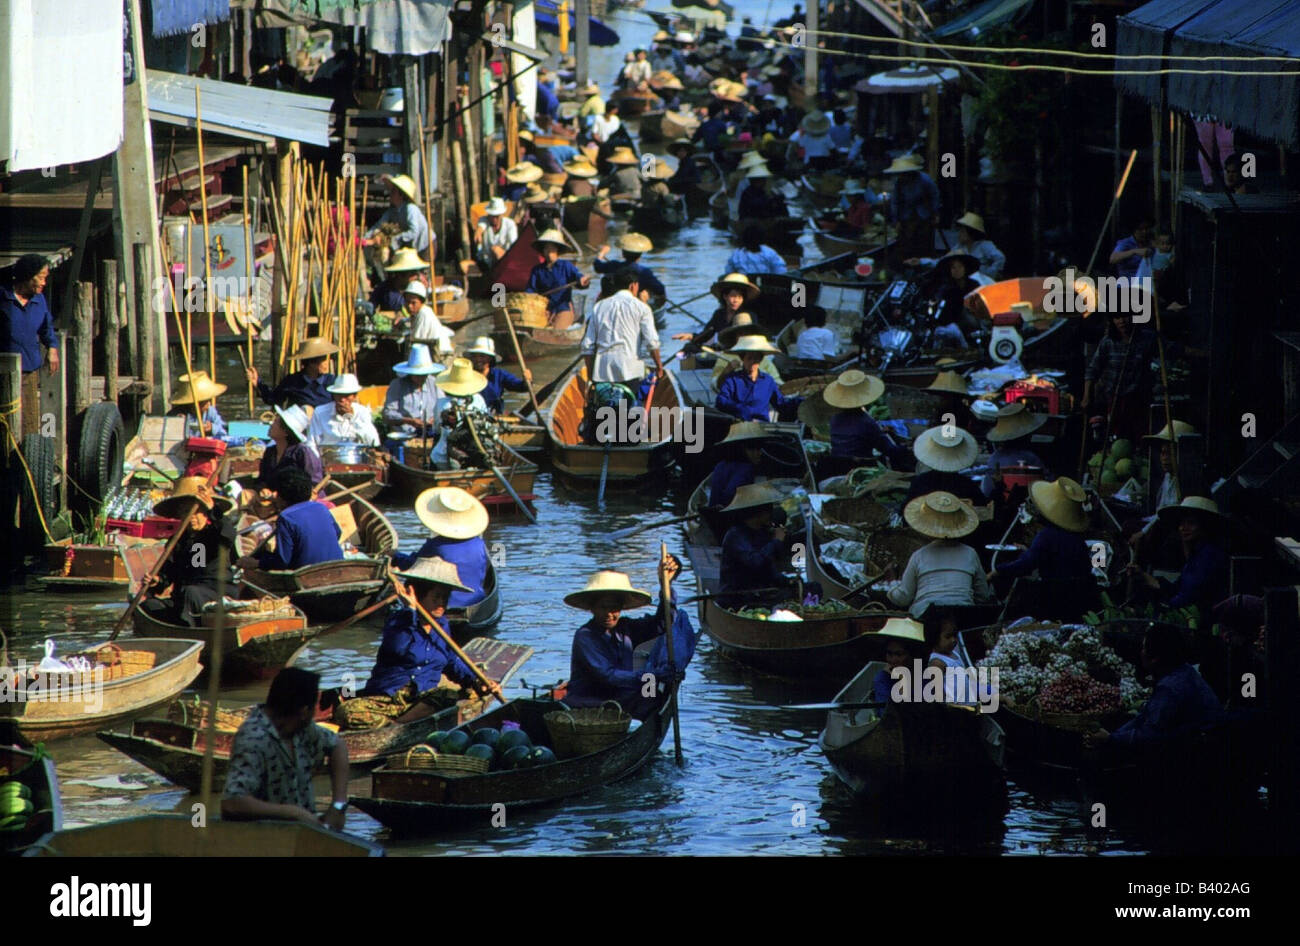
[148, 0, 231, 38]
[534, 1, 620, 47]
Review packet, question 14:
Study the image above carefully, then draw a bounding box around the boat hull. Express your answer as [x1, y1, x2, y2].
[131, 607, 316, 682]
[25, 815, 383, 857]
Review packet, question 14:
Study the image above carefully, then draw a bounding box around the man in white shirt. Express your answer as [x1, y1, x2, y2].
[401, 283, 455, 356]
[791, 306, 837, 360]
[591, 105, 622, 143]
[474, 197, 519, 273]
[308, 374, 381, 446]
[582, 268, 664, 388]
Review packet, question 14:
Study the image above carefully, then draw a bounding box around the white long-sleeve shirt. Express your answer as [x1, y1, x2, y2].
[307, 402, 380, 447]
[887, 540, 995, 618]
[792, 325, 837, 360]
[582, 290, 659, 383]
[409, 304, 455, 354]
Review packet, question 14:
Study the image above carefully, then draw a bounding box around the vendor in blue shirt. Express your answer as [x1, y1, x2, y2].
[238, 468, 343, 572]
[709, 421, 770, 509]
[715, 335, 801, 422]
[391, 486, 491, 611]
[1084, 622, 1222, 751]
[564, 554, 695, 720]
[246, 335, 338, 408]
[0, 254, 59, 436]
[170, 370, 228, 439]
[592, 232, 666, 301]
[525, 229, 589, 329]
[717, 482, 804, 609]
[536, 70, 561, 121]
[335, 557, 501, 728]
[1129, 497, 1231, 615]
[823, 369, 908, 467]
[464, 336, 531, 415]
[1108, 216, 1154, 280]
[872, 618, 927, 705]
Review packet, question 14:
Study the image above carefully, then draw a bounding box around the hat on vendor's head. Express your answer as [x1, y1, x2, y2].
[505, 162, 544, 184]
[644, 156, 675, 180]
[926, 370, 968, 396]
[564, 570, 653, 610]
[878, 616, 926, 645]
[720, 481, 786, 515]
[273, 404, 310, 443]
[382, 173, 418, 202]
[719, 420, 771, 447]
[563, 156, 599, 177]
[483, 196, 508, 216]
[1029, 477, 1089, 533]
[532, 228, 573, 254]
[737, 152, 769, 171]
[618, 232, 654, 254]
[1145, 420, 1197, 442]
[393, 343, 445, 378]
[716, 312, 761, 349]
[325, 373, 362, 395]
[438, 357, 489, 397]
[1156, 496, 1232, 532]
[987, 401, 1047, 443]
[882, 154, 924, 175]
[667, 138, 694, 155]
[954, 211, 986, 235]
[797, 391, 838, 431]
[801, 110, 832, 136]
[651, 70, 684, 91]
[822, 370, 885, 410]
[710, 272, 759, 303]
[402, 281, 428, 300]
[727, 334, 780, 356]
[171, 370, 227, 404]
[384, 247, 428, 272]
[607, 146, 640, 166]
[904, 490, 978, 539]
[290, 336, 339, 362]
[582, 80, 601, 96]
[941, 252, 981, 276]
[913, 425, 979, 472]
[465, 336, 501, 364]
[415, 486, 489, 540]
[153, 476, 233, 519]
[522, 182, 554, 204]
[395, 556, 472, 593]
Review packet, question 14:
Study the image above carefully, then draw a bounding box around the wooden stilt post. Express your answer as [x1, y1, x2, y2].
[101, 260, 120, 403]
[71, 282, 94, 417]
[132, 243, 159, 411]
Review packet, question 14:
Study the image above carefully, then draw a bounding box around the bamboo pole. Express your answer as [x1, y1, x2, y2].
[415, 111, 438, 293]
[195, 86, 216, 380]
[450, 139, 472, 264]
[242, 164, 255, 414]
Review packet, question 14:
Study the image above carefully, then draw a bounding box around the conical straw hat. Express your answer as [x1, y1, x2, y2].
[954, 211, 986, 234]
[727, 334, 780, 355]
[532, 228, 573, 254]
[506, 162, 544, 183]
[1156, 495, 1231, 531]
[618, 232, 654, 253]
[903, 491, 978, 539]
[153, 476, 232, 518]
[738, 151, 769, 170]
[1029, 477, 1089, 533]
[563, 156, 599, 177]
[878, 616, 925, 644]
[719, 420, 771, 446]
[1144, 420, 1197, 441]
[823, 370, 885, 409]
[384, 247, 427, 272]
[290, 336, 339, 362]
[987, 401, 1047, 443]
[171, 370, 227, 404]
[720, 481, 786, 514]
[925, 370, 968, 395]
[394, 555, 472, 592]
[564, 570, 653, 610]
[415, 486, 489, 540]
[383, 173, 418, 201]
[438, 357, 489, 397]
[882, 153, 924, 174]
[716, 312, 759, 348]
[710, 272, 759, 302]
[912, 426, 978, 472]
[607, 146, 640, 165]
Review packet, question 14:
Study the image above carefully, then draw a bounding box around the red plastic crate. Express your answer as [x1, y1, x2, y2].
[141, 515, 181, 539]
[105, 518, 144, 538]
[1004, 381, 1061, 415]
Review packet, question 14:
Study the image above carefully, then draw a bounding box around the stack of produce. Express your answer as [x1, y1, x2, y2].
[976, 624, 1148, 713]
[1085, 438, 1150, 493]
[1082, 591, 1200, 629]
[424, 724, 556, 771]
[734, 598, 862, 621]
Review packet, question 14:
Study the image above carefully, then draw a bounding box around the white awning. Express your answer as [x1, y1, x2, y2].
[147, 72, 334, 147]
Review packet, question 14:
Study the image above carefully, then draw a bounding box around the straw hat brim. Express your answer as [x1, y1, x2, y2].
[384, 175, 418, 201]
[728, 337, 781, 355]
[720, 486, 784, 514]
[926, 372, 969, 396]
[955, 212, 986, 234]
[607, 150, 640, 166]
[565, 588, 654, 610]
[877, 617, 927, 645]
[618, 233, 654, 253]
[384, 254, 428, 272]
[1156, 500, 1231, 531]
[797, 392, 838, 430]
[415, 488, 490, 540]
[395, 565, 472, 593]
[439, 372, 489, 397]
[506, 164, 544, 183]
[903, 494, 978, 539]
[291, 338, 340, 361]
[711, 278, 759, 302]
[883, 157, 924, 174]
[823, 375, 885, 409]
[912, 428, 979, 472]
[172, 380, 228, 404]
[1029, 480, 1089, 533]
[987, 412, 1048, 442]
[718, 423, 772, 447]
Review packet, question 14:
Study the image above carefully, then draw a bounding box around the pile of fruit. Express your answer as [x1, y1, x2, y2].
[1083, 591, 1200, 629]
[735, 598, 861, 621]
[423, 725, 556, 771]
[977, 624, 1148, 713]
[1085, 438, 1150, 492]
[1, 778, 36, 837]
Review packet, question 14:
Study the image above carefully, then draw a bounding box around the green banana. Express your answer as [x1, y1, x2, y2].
[0, 795, 33, 817]
[0, 781, 32, 800]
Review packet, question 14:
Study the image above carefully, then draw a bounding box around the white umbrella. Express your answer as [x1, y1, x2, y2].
[856, 65, 959, 95]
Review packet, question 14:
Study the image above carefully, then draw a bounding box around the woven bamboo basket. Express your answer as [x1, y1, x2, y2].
[820, 497, 892, 531]
[503, 292, 550, 329]
[200, 597, 298, 629]
[780, 373, 836, 398]
[1016, 695, 1111, 734]
[65, 643, 157, 681]
[543, 701, 631, 759]
[167, 699, 250, 732]
[862, 527, 927, 581]
[391, 744, 490, 776]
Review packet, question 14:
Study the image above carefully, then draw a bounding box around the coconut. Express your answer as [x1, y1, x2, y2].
[1111, 438, 1133, 460]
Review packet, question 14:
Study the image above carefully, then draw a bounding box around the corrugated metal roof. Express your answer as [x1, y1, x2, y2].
[147, 72, 334, 147]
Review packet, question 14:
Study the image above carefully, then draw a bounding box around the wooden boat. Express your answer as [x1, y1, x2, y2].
[387, 441, 539, 505]
[493, 323, 585, 364]
[236, 495, 398, 623]
[629, 196, 688, 234]
[0, 639, 204, 744]
[611, 88, 661, 116]
[95, 639, 533, 793]
[800, 174, 848, 210]
[809, 217, 886, 256]
[131, 600, 315, 683]
[729, 214, 805, 249]
[40, 537, 165, 592]
[349, 690, 675, 834]
[468, 220, 539, 298]
[820, 660, 1006, 800]
[26, 815, 383, 857]
[545, 365, 682, 486]
[1, 744, 62, 856]
[314, 445, 388, 500]
[559, 194, 602, 232]
[638, 108, 699, 142]
[446, 559, 505, 641]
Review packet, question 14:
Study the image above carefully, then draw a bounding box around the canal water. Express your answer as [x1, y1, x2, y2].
[3, 1, 1249, 856]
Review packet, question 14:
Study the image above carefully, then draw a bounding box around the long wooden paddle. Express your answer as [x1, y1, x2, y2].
[110, 497, 202, 640]
[660, 542, 683, 767]
[501, 293, 544, 420]
[519, 353, 584, 421]
[658, 294, 708, 326]
[387, 567, 507, 705]
[465, 413, 537, 524]
[608, 511, 700, 541]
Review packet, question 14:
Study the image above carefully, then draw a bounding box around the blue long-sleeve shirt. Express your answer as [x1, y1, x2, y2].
[256, 370, 337, 408]
[591, 258, 665, 297]
[256, 500, 343, 570]
[1166, 541, 1229, 610]
[709, 459, 755, 509]
[536, 81, 560, 120]
[890, 171, 940, 224]
[482, 365, 528, 414]
[526, 259, 584, 314]
[995, 524, 1092, 581]
[1109, 664, 1222, 748]
[566, 591, 677, 713]
[720, 522, 785, 595]
[0, 286, 58, 372]
[363, 606, 477, 696]
[724, 246, 787, 276]
[830, 411, 908, 466]
[716, 371, 800, 422]
[392, 535, 488, 610]
[872, 668, 895, 706]
[694, 117, 728, 151]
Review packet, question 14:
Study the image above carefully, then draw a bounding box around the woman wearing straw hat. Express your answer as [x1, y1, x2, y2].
[716, 335, 802, 422]
[979, 402, 1049, 501]
[916, 252, 982, 348]
[399, 281, 455, 357]
[362, 173, 429, 254]
[430, 357, 491, 470]
[737, 167, 788, 221]
[370, 245, 429, 312]
[884, 153, 940, 258]
[788, 109, 835, 171]
[465, 336, 530, 415]
[336, 556, 500, 731]
[308, 373, 380, 447]
[524, 229, 589, 330]
[578, 80, 605, 126]
[824, 369, 909, 469]
[672, 272, 758, 352]
[870, 617, 929, 705]
[906, 425, 985, 505]
[562, 155, 600, 198]
[256, 404, 323, 489]
[170, 370, 228, 439]
[140, 478, 237, 627]
[717, 483, 810, 608]
[502, 160, 543, 201]
[1128, 496, 1231, 615]
[391, 487, 491, 609]
[603, 145, 644, 202]
[709, 420, 773, 510]
[382, 343, 445, 443]
[593, 232, 666, 302]
[248, 336, 339, 409]
[906, 211, 1005, 282]
[725, 224, 787, 277]
[473, 197, 519, 275]
[565, 552, 694, 719]
[887, 492, 996, 618]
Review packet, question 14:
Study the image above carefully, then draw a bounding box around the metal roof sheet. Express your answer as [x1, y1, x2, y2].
[146, 71, 334, 147]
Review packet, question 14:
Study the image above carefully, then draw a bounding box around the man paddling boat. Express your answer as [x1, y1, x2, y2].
[139, 477, 237, 627]
[391, 487, 491, 611]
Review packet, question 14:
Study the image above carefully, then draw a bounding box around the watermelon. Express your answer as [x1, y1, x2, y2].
[498, 729, 532, 752]
[500, 746, 532, 770]
[425, 730, 450, 750]
[471, 727, 502, 751]
[464, 744, 495, 764]
[440, 730, 471, 755]
[527, 746, 557, 767]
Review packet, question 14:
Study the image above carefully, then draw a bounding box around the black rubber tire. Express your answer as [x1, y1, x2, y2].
[19, 432, 56, 551]
[73, 401, 125, 512]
